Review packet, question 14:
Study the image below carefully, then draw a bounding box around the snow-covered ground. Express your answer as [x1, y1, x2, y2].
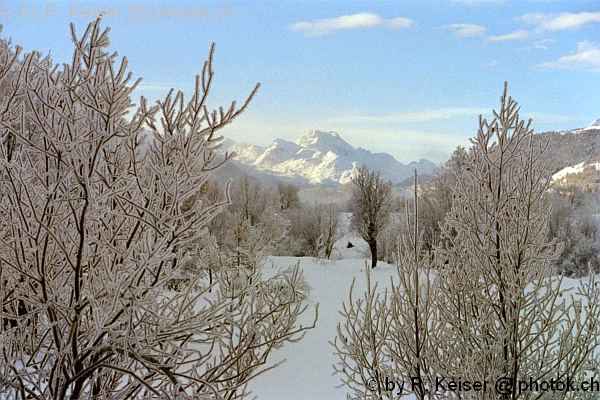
[248, 255, 401, 400]
[247, 240, 594, 400]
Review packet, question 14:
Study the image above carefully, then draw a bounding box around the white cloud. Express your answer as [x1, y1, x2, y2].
[438, 23, 487, 38]
[290, 12, 416, 36]
[535, 41, 600, 71]
[384, 17, 417, 29]
[486, 29, 530, 42]
[483, 60, 498, 67]
[330, 107, 488, 124]
[518, 38, 555, 52]
[487, 11, 600, 45]
[519, 12, 600, 31]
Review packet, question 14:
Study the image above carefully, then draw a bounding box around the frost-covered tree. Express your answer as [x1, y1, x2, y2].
[348, 165, 393, 268]
[434, 83, 600, 399]
[334, 84, 600, 400]
[418, 146, 469, 253]
[201, 176, 289, 271]
[546, 186, 600, 277]
[332, 268, 394, 400]
[384, 173, 443, 400]
[288, 203, 344, 259]
[334, 172, 443, 400]
[0, 29, 51, 163]
[226, 210, 289, 270]
[229, 174, 277, 225]
[0, 20, 315, 399]
[277, 182, 300, 210]
[376, 212, 405, 264]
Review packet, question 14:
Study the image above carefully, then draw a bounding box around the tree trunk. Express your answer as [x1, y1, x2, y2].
[369, 240, 378, 268]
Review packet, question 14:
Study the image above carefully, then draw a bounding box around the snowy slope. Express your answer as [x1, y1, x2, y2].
[552, 161, 600, 182]
[219, 139, 266, 164]
[571, 118, 600, 133]
[218, 131, 437, 186]
[584, 118, 600, 131]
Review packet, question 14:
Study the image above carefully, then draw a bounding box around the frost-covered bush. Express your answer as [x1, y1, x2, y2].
[546, 186, 600, 276]
[334, 84, 600, 400]
[287, 203, 344, 259]
[0, 20, 315, 399]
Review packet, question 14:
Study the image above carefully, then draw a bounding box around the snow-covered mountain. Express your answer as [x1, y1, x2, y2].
[585, 118, 600, 131]
[571, 118, 600, 134]
[551, 161, 600, 182]
[218, 130, 437, 186]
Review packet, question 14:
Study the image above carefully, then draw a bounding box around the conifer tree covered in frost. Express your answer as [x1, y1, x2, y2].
[334, 84, 600, 399]
[0, 20, 315, 399]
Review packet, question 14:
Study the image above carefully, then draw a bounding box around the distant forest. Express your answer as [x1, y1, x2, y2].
[534, 128, 600, 174]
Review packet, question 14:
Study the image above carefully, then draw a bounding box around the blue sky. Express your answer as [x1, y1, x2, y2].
[1, 0, 599, 163]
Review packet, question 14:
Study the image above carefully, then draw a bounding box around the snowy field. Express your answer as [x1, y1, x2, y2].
[247, 241, 593, 400]
[247, 255, 401, 400]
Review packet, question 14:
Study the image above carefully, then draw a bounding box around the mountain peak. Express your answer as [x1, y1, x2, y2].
[294, 130, 354, 154]
[295, 130, 339, 144]
[580, 118, 600, 132]
[216, 130, 437, 186]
